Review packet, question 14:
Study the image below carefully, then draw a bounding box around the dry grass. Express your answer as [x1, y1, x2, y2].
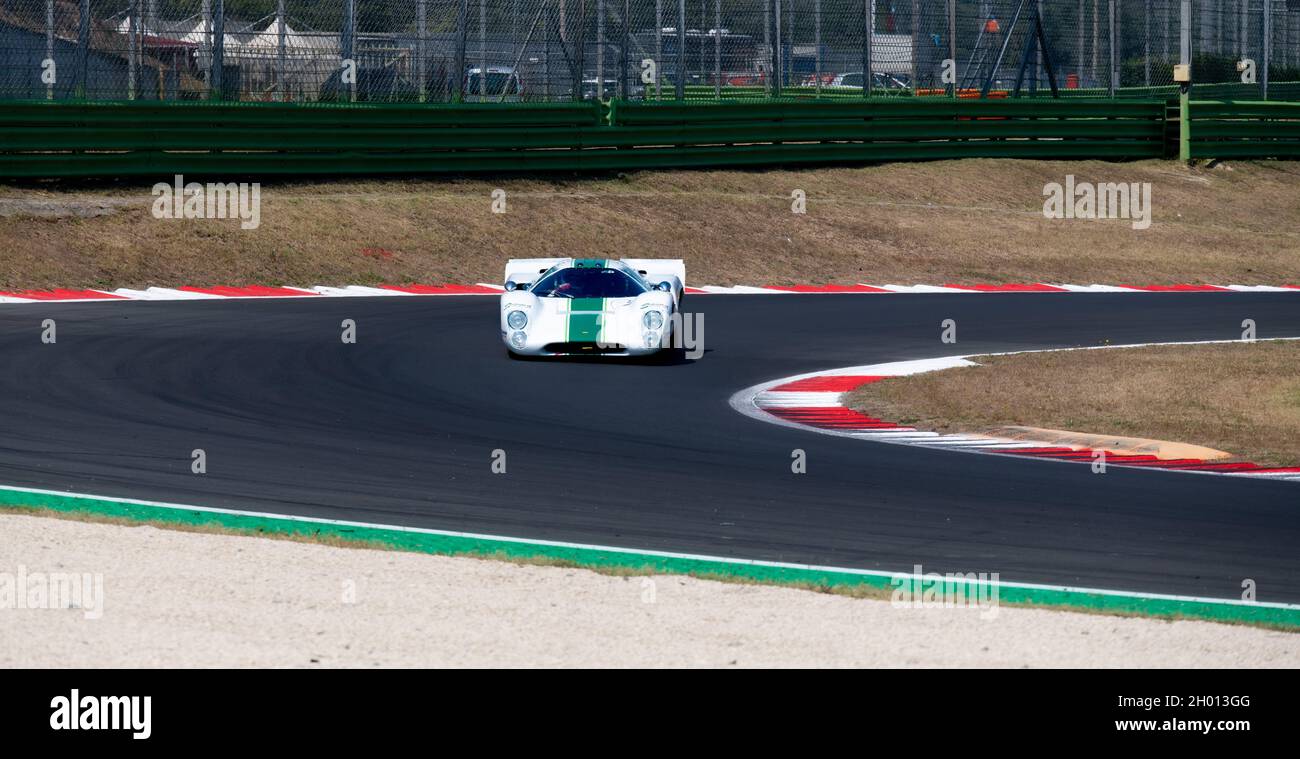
[3, 158, 1300, 290]
[846, 341, 1300, 467]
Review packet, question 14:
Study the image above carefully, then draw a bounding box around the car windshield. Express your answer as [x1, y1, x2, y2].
[531, 267, 647, 299]
[466, 73, 519, 95]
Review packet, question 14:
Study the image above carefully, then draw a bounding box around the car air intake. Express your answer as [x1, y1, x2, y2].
[543, 342, 627, 355]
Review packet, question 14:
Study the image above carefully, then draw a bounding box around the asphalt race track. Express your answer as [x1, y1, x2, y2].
[2, 293, 1298, 602]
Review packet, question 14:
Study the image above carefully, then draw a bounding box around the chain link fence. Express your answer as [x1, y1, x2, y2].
[1, 1, 1297, 102]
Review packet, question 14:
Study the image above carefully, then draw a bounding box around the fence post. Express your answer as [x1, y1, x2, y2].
[677, 0, 686, 99]
[623, 0, 631, 98]
[544, 0, 552, 101]
[715, 0, 722, 99]
[772, 0, 781, 96]
[947, 0, 956, 97]
[577, 0, 588, 102]
[910, 0, 918, 90]
[863, 0, 872, 97]
[277, 0, 287, 101]
[1143, 0, 1150, 86]
[656, 0, 663, 99]
[479, 0, 487, 98]
[1037, 0, 1044, 92]
[1108, 0, 1116, 96]
[814, 0, 822, 96]
[597, 0, 605, 99]
[344, 0, 357, 101]
[77, 0, 90, 98]
[44, 0, 54, 100]
[417, 0, 427, 101]
[1262, 0, 1272, 99]
[200, 0, 211, 99]
[1240, 0, 1247, 55]
[212, 0, 224, 100]
[455, 0, 468, 101]
[1180, 0, 1191, 163]
[127, 0, 137, 100]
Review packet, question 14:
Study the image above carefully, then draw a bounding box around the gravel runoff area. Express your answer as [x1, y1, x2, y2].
[0, 513, 1295, 668]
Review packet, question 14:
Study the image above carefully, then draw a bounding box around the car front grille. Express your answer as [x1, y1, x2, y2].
[542, 342, 627, 355]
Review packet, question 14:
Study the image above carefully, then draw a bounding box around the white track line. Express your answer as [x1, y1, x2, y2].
[0, 283, 1296, 304]
[2, 482, 1295, 611]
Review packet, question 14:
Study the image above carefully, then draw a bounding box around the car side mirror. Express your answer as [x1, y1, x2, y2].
[655, 281, 672, 292]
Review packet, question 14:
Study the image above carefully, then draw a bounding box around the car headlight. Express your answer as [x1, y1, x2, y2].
[642, 310, 664, 330]
[507, 310, 528, 330]
[510, 331, 527, 349]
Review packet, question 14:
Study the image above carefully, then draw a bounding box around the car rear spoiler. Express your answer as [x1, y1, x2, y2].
[503, 258, 568, 287]
[623, 259, 686, 289]
[502, 257, 685, 290]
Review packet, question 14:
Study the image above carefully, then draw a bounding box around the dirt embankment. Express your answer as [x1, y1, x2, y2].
[2, 159, 1299, 291]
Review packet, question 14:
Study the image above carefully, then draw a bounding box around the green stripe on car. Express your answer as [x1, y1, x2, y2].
[567, 298, 605, 342]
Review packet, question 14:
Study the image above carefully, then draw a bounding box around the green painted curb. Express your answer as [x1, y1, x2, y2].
[1, 486, 1296, 630]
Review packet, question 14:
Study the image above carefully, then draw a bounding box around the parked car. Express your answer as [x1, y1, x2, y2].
[799, 72, 837, 87]
[319, 66, 423, 102]
[572, 77, 646, 101]
[819, 71, 912, 91]
[463, 66, 523, 101]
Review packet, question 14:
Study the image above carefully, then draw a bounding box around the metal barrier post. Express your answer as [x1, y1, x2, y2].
[417, 0, 428, 101]
[715, 0, 722, 99]
[1180, 0, 1191, 162]
[1262, 0, 1272, 99]
[597, 0, 605, 99]
[456, 0, 468, 101]
[1108, 0, 1117, 96]
[77, 0, 90, 98]
[864, 0, 872, 97]
[772, 0, 781, 96]
[212, 0, 224, 100]
[623, 0, 631, 98]
[342, 0, 356, 101]
[277, 0, 287, 101]
[676, 0, 685, 99]
[128, 0, 138, 100]
[948, 0, 956, 98]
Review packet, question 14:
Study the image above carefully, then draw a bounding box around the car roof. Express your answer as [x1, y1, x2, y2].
[536, 258, 646, 282]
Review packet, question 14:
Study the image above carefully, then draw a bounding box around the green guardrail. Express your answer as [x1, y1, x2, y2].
[635, 81, 1300, 102]
[1187, 99, 1300, 159]
[0, 99, 605, 128]
[0, 96, 1221, 178]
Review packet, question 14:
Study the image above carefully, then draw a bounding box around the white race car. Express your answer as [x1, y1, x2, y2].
[500, 257, 685, 357]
